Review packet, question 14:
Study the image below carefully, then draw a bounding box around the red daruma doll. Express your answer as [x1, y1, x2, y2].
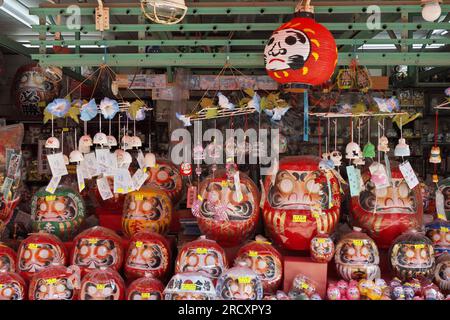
[28, 265, 81, 300]
[195, 170, 260, 247]
[350, 162, 423, 248]
[263, 156, 341, 250]
[0, 272, 27, 300]
[0, 242, 17, 273]
[79, 268, 125, 300]
[126, 277, 165, 300]
[17, 233, 68, 280]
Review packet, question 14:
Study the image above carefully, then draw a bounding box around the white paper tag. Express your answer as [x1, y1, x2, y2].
[436, 190, 447, 220]
[84, 152, 99, 178]
[7, 153, 21, 178]
[369, 162, 390, 189]
[79, 160, 91, 179]
[46, 175, 61, 194]
[2, 177, 14, 197]
[346, 165, 361, 197]
[47, 153, 68, 177]
[399, 160, 419, 189]
[96, 176, 114, 200]
[233, 171, 243, 202]
[95, 148, 110, 166]
[137, 150, 145, 169]
[76, 165, 85, 193]
[132, 168, 149, 191]
[114, 168, 135, 194]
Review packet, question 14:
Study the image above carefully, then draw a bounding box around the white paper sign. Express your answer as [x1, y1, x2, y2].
[84, 152, 99, 177]
[46, 175, 61, 194]
[132, 168, 149, 191]
[96, 177, 114, 200]
[76, 165, 85, 192]
[137, 150, 145, 169]
[399, 160, 419, 189]
[346, 165, 361, 197]
[79, 160, 91, 179]
[95, 148, 110, 166]
[114, 168, 135, 194]
[47, 153, 68, 177]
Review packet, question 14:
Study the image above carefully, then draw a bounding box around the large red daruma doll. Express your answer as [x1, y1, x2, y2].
[196, 170, 260, 247]
[144, 159, 183, 206]
[263, 156, 341, 250]
[264, 3, 337, 90]
[350, 162, 423, 249]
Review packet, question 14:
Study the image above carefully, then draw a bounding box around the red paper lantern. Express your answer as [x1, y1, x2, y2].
[264, 5, 337, 90]
[263, 156, 341, 250]
[350, 162, 423, 249]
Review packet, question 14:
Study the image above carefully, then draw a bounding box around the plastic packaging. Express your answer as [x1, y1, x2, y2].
[426, 218, 450, 256]
[350, 162, 423, 248]
[164, 272, 217, 300]
[196, 170, 260, 247]
[0, 242, 17, 273]
[216, 262, 263, 300]
[334, 227, 380, 281]
[124, 231, 171, 280]
[289, 273, 319, 299]
[28, 265, 81, 300]
[234, 235, 283, 293]
[31, 186, 86, 241]
[90, 175, 126, 213]
[122, 186, 173, 237]
[126, 276, 165, 300]
[79, 268, 125, 300]
[263, 156, 341, 250]
[389, 230, 435, 281]
[17, 233, 67, 280]
[434, 253, 450, 292]
[310, 232, 335, 263]
[437, 178, 450, 220]
[175, 235, 228, 280]
[0, 272, 27, 300]
[71, 226, 124, 275]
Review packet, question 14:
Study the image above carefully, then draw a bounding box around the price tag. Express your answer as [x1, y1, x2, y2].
[137, 150, 145, 169]
[220, 180, 228, 187]
[440, 227, 449, 233]
[414, 244, 425, 249]
[46, 175, 61, 194]
[346, 165, 361, 197]
[114, 168, 134, 194]
[353, 240, 364, 246]
[28, 243, 38, 249]
[238, 277, 251, 284]
[181, 283, 196, 291]
[62, 128, 69, 132]
[293, 215, 307, 223]
[135, 241, 143, 248]
[47, 153, 68, 177]
[197, 194, 203, 201]
[141, 292, 151, 299]
[132, 168, 149, 191]
[399, 160, 419, 189]
[317, 238, 326, 244]
[45, 196, 56, 201]
[96, 177, 113, 200]
[436, 190, 446, 221]
[96, 284, 106, 290]
[248, 250, 258, 257]
[301, 283, 309, 289]
[88, 238, 98, 244]
[76, 165, 85, 193]
[233, 171, 243, 202]
[438, 214, 446, 220]
[0, 284, 3, 289]
[196, 248, 208, 254]
[46, 278, 57, 285]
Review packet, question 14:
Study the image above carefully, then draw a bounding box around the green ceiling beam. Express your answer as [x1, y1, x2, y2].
[29, 38, 450, 47]
[31, 52, 450, 68]
[32, 22, 445, 33]
[29, 4, 450, 16]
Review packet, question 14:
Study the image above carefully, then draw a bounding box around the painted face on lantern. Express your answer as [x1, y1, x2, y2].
[264, 29, 311, 71]
[220, 277, 259, 300]
[35, 196, 77, 222]
[267, 170, 328, 210]
[0, 281, 24, 300]
[395, 244, 434, 268]
[81, 281, 120, 300]
[19, 243, 64, 274]
[124, 194, 165, 221]
[73, 239, 118, 270]
[179, 248, 225, 278]
[126, 242, 165, 271]
[129, 290, 162, 300]
[236, 254, 277, 281]
[200, 182, 255, 221]
[339, 240, 377, 265]
[359, 178, 417, 213]
[33, 278, 74, 300]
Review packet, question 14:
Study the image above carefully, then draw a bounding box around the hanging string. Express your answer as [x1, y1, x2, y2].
[109, 119, 112, 136]
[99, 112, 102, 133]
[434, 110, 438, 178]
[377, 121, 381, 163]
[74, 128, 78, 150]
[327, 117, 330, 155]
[367, 117, 370, 143]
[334, 119, 337, 150]
[318, 118, 322, 156]
[358, 118, 361, 147]
[84, 120, 87, 136]
[118, 113, 122, 148]
[350, 117, 354, 142]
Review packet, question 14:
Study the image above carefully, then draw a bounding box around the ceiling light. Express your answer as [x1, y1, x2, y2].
[421, 0, 442, 22]
[0, 0, 39, 28]
[140, 0, 187, 25]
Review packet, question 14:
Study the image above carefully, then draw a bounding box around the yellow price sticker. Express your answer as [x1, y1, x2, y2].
[45, 195, 56, 201]
[63, 128, 69, 132]
[312, 212, 320, 219]
[143, 167, 147, 173]
[181, 283, 196, 291]
[437, 214, 446, 220]
[47, 188, 54, 193]
[317, 238, 326, 244]
[293, 215, 307, 223]
[96, 284, 106, 290]
[441, 227, 449, 233]
[46, 278, 57, 285]
[28, 243, 38, 249]
[353, 240, 364, 246]
[414, 244, 425, 249]
[117, 188, 124, 193]
[141, 292, 151, 299]
[248, 250, 258, 257]
[238, 277, 251, 284]
[80, 183, 85, 189]
[88, 238, 98, 244]
[0, 284, 2, 289]
[135, 241, 143, 248]
[301, 283, 309, 289]
[196, 248, 208, 254]
[135, 194, 144, 201]
[220, 180, 228, 187]
[197, 195, 203, 201]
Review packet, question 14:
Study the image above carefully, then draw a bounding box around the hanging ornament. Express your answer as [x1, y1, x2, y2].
[353, 118, 365, 166]
[330, 119, 342, 167]
[377, 120, 390, 152]
[61, 130, 69, 165]
[337, 68, 353, 90]
[180, 162, 192, 176]
[46, 98, 71, 118]
[69, 128, 84, 163]
[345, 119, 361, 160]
[430, 146, 442, 164]
[99, 97, 119, 120]
[106, 119, 117, 147]
[80, 99, 98, 121]
[363, 118, 376, 158]
[45, 114, 59, 149]
[394, 118, 410, 157]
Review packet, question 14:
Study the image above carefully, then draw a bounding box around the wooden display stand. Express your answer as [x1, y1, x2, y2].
[283, 256, 328, 298]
